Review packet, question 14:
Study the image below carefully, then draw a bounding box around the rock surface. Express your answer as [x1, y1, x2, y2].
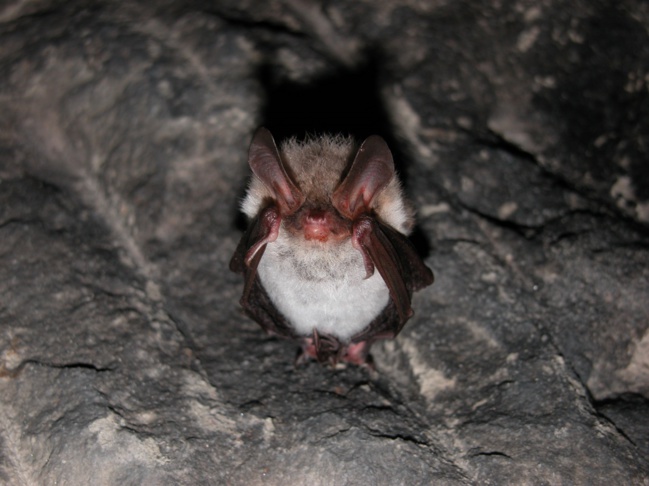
[1, 0, 648, 484]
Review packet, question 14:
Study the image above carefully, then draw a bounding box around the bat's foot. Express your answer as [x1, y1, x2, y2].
[295, 338, 319, 366]
[295, 330, 374, 368]
[341, 341, 373, 367]
[295, 331, 337, 366]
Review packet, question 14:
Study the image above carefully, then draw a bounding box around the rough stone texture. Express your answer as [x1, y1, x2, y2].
[1, 0, 648, 484]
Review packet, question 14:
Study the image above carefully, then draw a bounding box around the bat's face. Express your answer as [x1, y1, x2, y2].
[282, 205, 352, 244]
[241, 130, 414, 243]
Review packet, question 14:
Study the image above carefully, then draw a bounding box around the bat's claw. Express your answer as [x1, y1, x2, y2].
[295, 337, 318, 366]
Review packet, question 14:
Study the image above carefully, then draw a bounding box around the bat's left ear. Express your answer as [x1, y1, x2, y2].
[332, 135, 395, 220]
[249, 127, 304, 215]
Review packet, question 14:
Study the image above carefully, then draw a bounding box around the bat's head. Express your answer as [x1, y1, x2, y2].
[241, 128, 413, 244]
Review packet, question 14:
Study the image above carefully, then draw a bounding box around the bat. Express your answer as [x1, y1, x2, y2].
[230, 127, 434, 366]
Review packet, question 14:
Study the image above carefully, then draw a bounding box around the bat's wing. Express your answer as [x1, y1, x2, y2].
[230, 205, 281, 301]
[376, 220, 434, 293]
[229, 205, 297, 339]
[352, 215, 434, 340]
[239, 274, 298, 339]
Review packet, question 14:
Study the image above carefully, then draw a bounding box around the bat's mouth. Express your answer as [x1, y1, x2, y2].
[299, 208, 351, 243]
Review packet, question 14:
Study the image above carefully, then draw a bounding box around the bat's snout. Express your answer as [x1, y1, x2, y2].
[301, 208, 350, 242]
[303, 209, 332, 241]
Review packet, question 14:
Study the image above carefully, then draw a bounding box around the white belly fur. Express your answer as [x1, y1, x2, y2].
[256, 232, 390, 342]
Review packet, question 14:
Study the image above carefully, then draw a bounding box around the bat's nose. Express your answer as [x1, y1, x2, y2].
[303, 209, 330, 241]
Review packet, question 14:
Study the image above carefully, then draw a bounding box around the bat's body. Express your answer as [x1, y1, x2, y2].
[230, 128, 434, 365]
[257, 225, 389, 341]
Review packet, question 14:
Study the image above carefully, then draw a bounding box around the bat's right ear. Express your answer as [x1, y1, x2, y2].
[332, 135, 395, 220]
[248, 127, 304, 215]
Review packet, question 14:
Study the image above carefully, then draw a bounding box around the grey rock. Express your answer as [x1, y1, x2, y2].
[1, 0, 647, 484]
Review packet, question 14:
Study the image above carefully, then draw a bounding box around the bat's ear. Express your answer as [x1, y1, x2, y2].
[332, 135, 395, 220]
[249, 127, 304, 215]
